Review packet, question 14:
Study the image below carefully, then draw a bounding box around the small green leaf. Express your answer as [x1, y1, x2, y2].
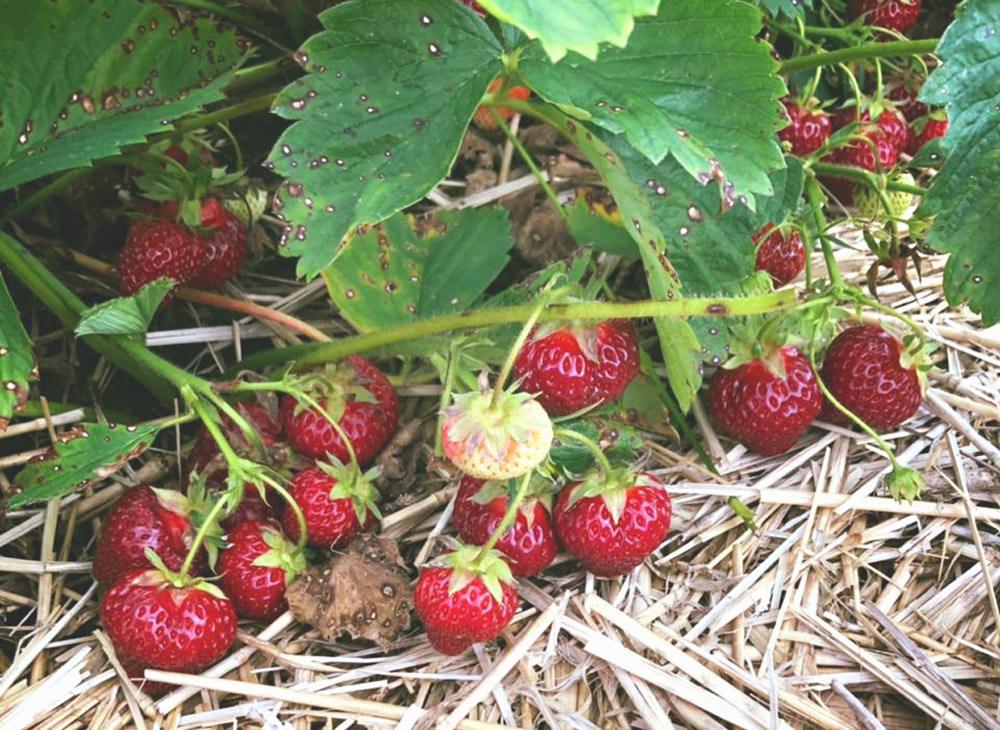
[0, 272, 35, 430]
[518, 0, 787, 205]
[917, 3, 997, 324]
[564, 188, 638, 257]
[549, 416, 644, 475]
[323, 208, 513, 332]
[478, 0, 659, 62]
[0, 0, 246, 191]
[268, 0, 504, 278]
[75, 279, 174, 338]
[753, 0, 814, 19]
[9, 422, 160, 508]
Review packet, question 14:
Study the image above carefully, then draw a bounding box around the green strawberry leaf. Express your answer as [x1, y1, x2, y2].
[0, 0, 246, 192]
[9, 422, 160, 508]
[753, 0, 814, 19]
[549, 416, 644, 475]
[267, 0, 504, 279]
[477, 0, 659, 62]
[0, 272, 35, 431]
[564, 188, 638, 257]
[916, 5, 997, 324]
[517, 0, 787, 206]
[322, 208, 513, 332]
[74, 279, 174, 338]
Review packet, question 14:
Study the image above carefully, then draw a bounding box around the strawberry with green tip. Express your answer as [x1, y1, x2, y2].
[280, 357, 399, 466]
[553, 469, 672, 577]
[217, 520, 306, 621]
[709, 343, 824, 456]
[513, 320, 640, 417]
[819, 325, 926, 429]
[414, 544, 519, 655]
[101, 563, 237, 695]
[441, 376, 554, 481]
[452, 475, 557, 577]
[93, 485, 220, 587]
[281, 461, 380, 549]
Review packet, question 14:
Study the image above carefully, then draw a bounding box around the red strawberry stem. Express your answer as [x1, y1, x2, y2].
[553, 428, 613, 476]
[477, 471, 533, 559]
[488, 107, 566, 220]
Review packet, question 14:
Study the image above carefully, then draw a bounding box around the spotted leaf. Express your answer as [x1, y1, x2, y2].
[268, 0, 504, 279]
[477, 0, 658, 62]
[0, 0, 246, 191]
[0, 272, 35, 432]
[564, 188, 638, 257]
[917, 4, 998, 324]
[518, 0, 786, 208]
[322, 207, 513, 332]
[9, 422, 160, 508]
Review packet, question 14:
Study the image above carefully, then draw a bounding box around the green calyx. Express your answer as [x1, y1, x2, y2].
[436, 542, 514, 605]
[566, 467, 634, 523]
[445, 380, 552, 463]
[317, 456, 383, 526]
[152, 484, 225, 570]
[469, 475, 555, 524]
[885, 465, 925, 503]
[142, 547, 227, 599]
[286, 362, 377, 423]
[251, 526, 308, 584]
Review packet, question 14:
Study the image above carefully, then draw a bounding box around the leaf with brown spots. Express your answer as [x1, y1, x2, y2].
[0, 272, 34, 432]
[9, 422, 160, 508]
[0, 0, 246, 191]
[321, 207, 512, 331]
[267, 0, 504, 278]
[285, 534, 412, 649]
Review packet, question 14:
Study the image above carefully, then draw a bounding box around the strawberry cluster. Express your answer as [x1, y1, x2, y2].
[95, 356, 400, 692]
[421, 320, 673, 655]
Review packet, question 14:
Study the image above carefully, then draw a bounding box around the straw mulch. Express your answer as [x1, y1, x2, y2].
[2, 186, 1000, 730]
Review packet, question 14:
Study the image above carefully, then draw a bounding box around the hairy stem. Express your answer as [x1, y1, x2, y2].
[804, 177, 843, 288]
[234, 291, 799, 372]
[174, 93, 277, 133]
[779, 39, 938, 74]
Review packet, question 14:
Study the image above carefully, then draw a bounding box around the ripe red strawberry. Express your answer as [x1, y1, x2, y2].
[217, 520, 305, 621]
[280, 357, 399, 466]
[874, 108, 910, 154]
[819, 325, 924, 429]
[822, 130, 898, 204]
[280, 462, 379, 549]
[778, 100, 831, 156]
[830, 105, 871, 131]
[848, 0, 922, 34]
[101, 568, 237, 693]
[452, 475, 557, 577]
[513, 320, 640, 416]
[553, 470, 672, 577]
[906, 113, 948, 155]
[441, 378, 553, 480]
[473, 78, 532, 131]
[118, 220, 205, 300]
[93, 485, 216, 587]
[888, 84, 927, 122]
[832, 105, 908, 153]
[190, 198, 248, 289]
[709, 346, 824, 456]
[753, 224, 805, 287]
[414, 545, 518, 655]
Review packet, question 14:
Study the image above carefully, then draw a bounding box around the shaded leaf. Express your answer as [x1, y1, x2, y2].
[75, 279, 173, 338]
[0, 272, 35, 431]
[322, 208, 513, 331]
[917, 4, 997, 324]
[478, 0, 659, 62]
[564, 187, 638, 257]
[0, 0, 245, 191]
[753, 0, 814, 19]
[518, 0, 787, 206]
[10, 422, 160, 508]
[549, 415, 644, 474]
[268, 0, 504, 278]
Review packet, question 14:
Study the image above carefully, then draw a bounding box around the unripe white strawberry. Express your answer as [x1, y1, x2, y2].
[441, 383, 553, 480]
[856, 172, 915, 221]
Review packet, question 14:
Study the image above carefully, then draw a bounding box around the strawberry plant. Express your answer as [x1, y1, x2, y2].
[2, 0, 999, 723]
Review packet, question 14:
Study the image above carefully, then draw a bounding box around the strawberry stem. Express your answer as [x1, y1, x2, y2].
[259, 475, 309, 551]
[553, 427, 614, 476]
[778, 39, 938, 74]
[805, 176, 844, 289]
[179, 487, 228, 581]
[478, 471, 533, 558]
[844, 289, 927, 350]
[489, 281, 556, 410]
[487, 107, 566, 220]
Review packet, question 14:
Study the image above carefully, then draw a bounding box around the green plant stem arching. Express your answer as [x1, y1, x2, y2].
[810, 163, 928, 197]
[804, 177, 843, 289]
[553, 427, 613, 476]
[232, 290, 799, 373]
[779, 39, 938, 74]
[478, 470, 533, 559]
